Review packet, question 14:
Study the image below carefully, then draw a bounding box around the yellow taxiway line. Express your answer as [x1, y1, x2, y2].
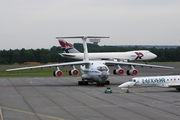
[1, 106, 64, 120]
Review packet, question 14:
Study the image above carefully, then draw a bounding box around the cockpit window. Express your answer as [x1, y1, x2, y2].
[129, 79, 136, 82]
[97, 66, 108, 71]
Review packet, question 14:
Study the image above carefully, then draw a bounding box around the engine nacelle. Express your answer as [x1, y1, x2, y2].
[113, 68, 124, 75]
[126, 69, 138, 76]
[53, 70, 63, 77]
[69, 69, 79, 76]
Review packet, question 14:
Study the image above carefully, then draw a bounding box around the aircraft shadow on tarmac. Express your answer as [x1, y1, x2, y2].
[123, 88, 180, 93]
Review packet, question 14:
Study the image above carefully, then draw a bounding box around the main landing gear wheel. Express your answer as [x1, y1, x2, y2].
[96, 82, 104, 86]
[78, 81, 88, 85]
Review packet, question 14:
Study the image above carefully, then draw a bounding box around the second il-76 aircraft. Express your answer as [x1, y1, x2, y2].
[6, 36, 173, 86]
[58, 39, 157, 62]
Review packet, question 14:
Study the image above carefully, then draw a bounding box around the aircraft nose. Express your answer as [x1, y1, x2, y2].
[152, 53, 157, 59]
[100, 71, 109, 80]
[118, 82, 132, 88]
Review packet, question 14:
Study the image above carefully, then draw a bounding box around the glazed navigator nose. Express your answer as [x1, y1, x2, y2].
[100, 71, 108, 79]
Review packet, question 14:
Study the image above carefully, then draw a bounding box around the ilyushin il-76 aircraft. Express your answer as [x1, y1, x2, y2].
[58, 39, 157, 62]
[119, 75, 180, 92]
[6, 36, 173, 86]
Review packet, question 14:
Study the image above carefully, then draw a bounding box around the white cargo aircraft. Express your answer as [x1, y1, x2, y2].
[6, 36, 173, 86]
[58, 39, 158, 75]
[119, 75, 180, 92]
[58, 39, 157, 62]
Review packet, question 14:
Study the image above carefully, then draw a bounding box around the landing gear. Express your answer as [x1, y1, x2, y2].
[126, 89, 130, 93]
[96, 81, 110, 86]
[96, 82, 104, 86]
[176, 88, 180, 92]
[78, 81, 88, 85]
[105, 81, 110, 85]
[78, 80, 110, 86]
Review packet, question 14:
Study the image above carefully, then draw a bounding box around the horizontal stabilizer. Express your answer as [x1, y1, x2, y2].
[56, 36, 109, 40]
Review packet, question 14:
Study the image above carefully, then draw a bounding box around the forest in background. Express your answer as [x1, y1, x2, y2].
[1, 43, 180, 64]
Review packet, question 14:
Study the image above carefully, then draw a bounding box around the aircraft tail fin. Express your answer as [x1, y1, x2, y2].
[56, 36, 109, 61]
[58, 40, 80, 53]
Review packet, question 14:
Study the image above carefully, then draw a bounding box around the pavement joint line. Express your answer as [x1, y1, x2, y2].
[0, 106, 3, 120]
[46, 103, 143, 109]
[1, 106, 64, 120]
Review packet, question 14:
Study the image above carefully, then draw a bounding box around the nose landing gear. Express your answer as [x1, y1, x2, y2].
[96, 80, 110, 86]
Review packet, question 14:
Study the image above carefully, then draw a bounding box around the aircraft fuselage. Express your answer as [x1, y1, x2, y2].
[61, 50, 157, 61]
[119, 75, 180, 91]
[80, 61, 110, 84]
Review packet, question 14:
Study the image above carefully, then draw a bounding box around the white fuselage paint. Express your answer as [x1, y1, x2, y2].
[61, 50, 157, 61]
[119, 75, 180, 89]
[80, 61, 110, 83]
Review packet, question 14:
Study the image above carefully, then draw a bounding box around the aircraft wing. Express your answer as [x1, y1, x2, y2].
[6, 61, 90, 71]
[104, 61, 174, 69]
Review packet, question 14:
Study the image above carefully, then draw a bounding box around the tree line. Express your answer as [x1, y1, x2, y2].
[0, 43, 180, 64]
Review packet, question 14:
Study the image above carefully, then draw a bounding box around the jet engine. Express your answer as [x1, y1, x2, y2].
[69, 69, 79, 76]
[126, 69, 138, 76]
[113, 68, 124, 75]
[53, 70, 63, 77]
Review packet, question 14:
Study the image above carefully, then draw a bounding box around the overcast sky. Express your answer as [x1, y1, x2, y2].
[1, 0, 180, 50]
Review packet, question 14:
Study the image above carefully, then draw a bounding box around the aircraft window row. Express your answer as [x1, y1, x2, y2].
[129, 79, 136, 82]
[167, 78, 180, 81]
[131, 55, 136, 57]
[130, 78, 180, 82]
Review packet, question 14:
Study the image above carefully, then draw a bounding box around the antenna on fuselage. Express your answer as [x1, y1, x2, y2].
[56, 36, 109, 61]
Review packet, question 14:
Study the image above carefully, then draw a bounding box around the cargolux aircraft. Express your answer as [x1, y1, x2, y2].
[119, 75, 180, 92]
[6, 36, 173, 86]
[58, 40, 157, 62]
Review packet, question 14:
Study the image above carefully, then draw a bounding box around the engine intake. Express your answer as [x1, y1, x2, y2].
[126, 69, 138, 76]
[69, 69, 79, 76]
[53, 70, 63, 77]
[113, 68, 124, 75]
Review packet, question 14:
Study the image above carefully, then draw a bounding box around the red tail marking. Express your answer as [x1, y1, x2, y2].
[59, 40, 73, 48]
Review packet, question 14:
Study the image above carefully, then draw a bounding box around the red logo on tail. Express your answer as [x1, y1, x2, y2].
[59, 40, 73, 48]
